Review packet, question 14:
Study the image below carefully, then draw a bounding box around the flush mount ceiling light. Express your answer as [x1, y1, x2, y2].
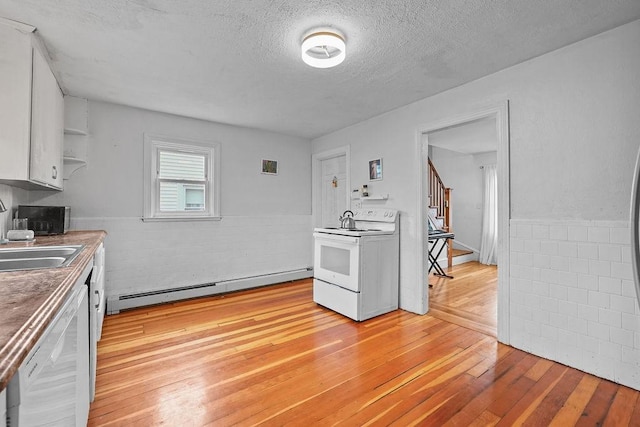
[301, 29, 346, 68]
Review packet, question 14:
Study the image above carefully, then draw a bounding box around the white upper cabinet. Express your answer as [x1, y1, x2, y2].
[0, 22, 64, 190]
[29, 47, 64, 188]
[0, 24, 32, 184]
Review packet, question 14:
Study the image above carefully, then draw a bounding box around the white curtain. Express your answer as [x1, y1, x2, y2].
[479, 165, 498, 265]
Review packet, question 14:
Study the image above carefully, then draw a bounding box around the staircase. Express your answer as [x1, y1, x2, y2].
[428, 158, 453, 267]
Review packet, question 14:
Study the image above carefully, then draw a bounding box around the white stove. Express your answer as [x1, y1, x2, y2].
[313, 208, 400, 321]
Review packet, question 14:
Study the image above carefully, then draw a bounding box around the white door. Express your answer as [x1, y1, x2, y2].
[321, 155, 347, 227]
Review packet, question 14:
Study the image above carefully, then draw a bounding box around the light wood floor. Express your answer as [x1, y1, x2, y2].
[89, 276, 640, 426]
[429, 261, 498, 337]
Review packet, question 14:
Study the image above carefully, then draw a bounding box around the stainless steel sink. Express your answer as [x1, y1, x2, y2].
[0, 245, 84, 272]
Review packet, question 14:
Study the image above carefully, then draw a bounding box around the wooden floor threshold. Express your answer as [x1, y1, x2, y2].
[428, 304, 497, 337]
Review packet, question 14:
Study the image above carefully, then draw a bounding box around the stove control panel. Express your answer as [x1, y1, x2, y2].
[352, 208, 398, 222]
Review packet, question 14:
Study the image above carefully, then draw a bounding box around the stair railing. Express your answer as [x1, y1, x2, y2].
[428, 158, 453, 266]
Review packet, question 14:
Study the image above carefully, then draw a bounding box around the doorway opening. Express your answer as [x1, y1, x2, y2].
[426, 116, 499, 336]
[416, 101, 510, 344]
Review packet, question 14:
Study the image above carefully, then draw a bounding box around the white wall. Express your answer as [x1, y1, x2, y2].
[511, 219, 638, 388]
[312, 20, 640, 389]
[0, 184, 29, 240]
[30, 101, 313, 297]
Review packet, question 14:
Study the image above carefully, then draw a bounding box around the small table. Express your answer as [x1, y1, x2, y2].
[428, 230, 455, 279]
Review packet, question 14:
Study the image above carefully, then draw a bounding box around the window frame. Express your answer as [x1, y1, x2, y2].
[143, 134, 221, 221]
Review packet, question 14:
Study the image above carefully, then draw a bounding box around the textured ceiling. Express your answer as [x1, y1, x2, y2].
[1, 0, 639, 139]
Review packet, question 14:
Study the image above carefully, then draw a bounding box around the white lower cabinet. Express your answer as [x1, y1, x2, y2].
[6, 267, 91, 427]
[1, 388, 6, 427]
[0, 22, 64, 190]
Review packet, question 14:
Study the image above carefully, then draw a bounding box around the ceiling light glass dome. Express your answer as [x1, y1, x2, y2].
[301, 30, 346, 68]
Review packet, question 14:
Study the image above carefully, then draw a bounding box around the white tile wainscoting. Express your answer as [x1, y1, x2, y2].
[510, 219, 640, 390]
[72, 215, 313, 311]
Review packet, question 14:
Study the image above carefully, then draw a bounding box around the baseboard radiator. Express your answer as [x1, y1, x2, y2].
[107, 267, 313, 314]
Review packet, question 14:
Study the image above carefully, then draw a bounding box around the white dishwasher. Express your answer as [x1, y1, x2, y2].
[88, 242, 106, 402]
[6, 267, 90, 427]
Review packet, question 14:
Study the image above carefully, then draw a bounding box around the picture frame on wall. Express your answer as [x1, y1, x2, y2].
[261, 159, 278, 175]
[369, 158, 382, 181]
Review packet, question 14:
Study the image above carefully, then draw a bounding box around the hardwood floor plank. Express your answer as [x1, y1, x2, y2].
[194, 313, 434, 422]
[442, 350, 538, 426]
[522, 367, 584, 426]
[524, 358, 555, 381]
[549, 375, 600, 426]
[603, 386, 639, 426]
[576, 379, 619, 426]
[391, 374, 478, 426]
[427, 306, 496, 337]
[87, 273, 640, 426]
[271, 328, 478, 423]
[467, 342, 513, 378]
[469, 410, 501, 427]
[482, 358, 539, 417]
[319, 338, 494, 426]
[631, 398, 640, 427]
[217, 323, 481, 425]
[495, 363, 569, 425]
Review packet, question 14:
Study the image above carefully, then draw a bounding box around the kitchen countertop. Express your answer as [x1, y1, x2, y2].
[0, 230, 106, 392]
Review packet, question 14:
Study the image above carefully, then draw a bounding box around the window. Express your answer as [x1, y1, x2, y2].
[144, 134, 220, 220]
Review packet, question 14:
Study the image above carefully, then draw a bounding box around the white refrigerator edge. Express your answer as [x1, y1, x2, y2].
[630, 147, 640, 308]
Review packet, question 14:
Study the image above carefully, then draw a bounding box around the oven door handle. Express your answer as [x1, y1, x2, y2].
[313, 233, 359, 244]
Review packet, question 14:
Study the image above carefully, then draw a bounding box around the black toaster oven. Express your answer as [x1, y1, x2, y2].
[16, 205, 70, 235]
